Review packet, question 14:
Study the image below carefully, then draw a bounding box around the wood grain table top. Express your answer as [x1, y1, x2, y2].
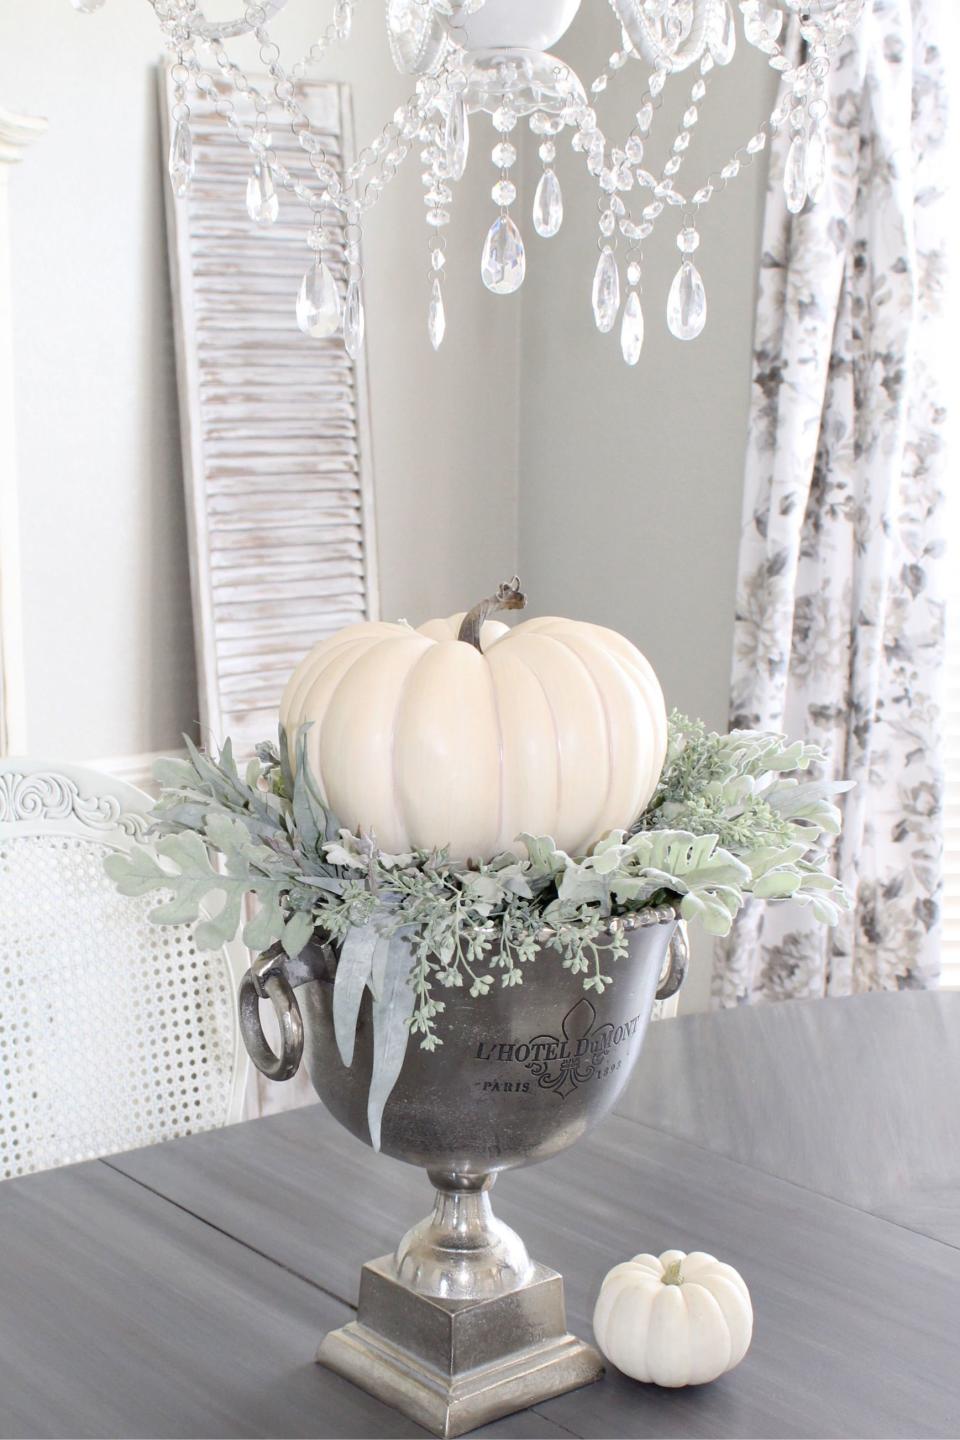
[2, 994, 958, 1439]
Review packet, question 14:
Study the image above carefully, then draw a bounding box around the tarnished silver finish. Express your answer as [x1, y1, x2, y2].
[394, 1172, 533, 1300]
[296, 914, 676, 1172]
[237, 950, 304, 1082]
[317, 1256, 602, 1439]
[656, 918, 690, 1001]
[239, 912, 681, 1436]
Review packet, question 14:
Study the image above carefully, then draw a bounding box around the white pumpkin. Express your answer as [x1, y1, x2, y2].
[280, 578, 667, 862]
[593, 1249, 753, 1388]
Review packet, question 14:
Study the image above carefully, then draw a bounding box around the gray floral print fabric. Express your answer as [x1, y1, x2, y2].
[714, 0, 949, 1005]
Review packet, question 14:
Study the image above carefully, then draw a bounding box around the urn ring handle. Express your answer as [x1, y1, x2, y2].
[655, 918, 689, 1002]
[238, 954, 304, 1082]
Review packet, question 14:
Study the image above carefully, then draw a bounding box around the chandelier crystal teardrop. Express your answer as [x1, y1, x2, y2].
[76, 0, 866, 367]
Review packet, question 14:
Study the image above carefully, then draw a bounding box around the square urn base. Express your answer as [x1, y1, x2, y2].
[316, 1255, 604, 1438]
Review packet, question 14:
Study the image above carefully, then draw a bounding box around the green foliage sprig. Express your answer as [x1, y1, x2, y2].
[105, 713, 852, 1053]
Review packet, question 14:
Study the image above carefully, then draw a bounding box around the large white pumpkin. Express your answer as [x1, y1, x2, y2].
[280, 579, 667, 861]
[593, 1249, 753, 1388]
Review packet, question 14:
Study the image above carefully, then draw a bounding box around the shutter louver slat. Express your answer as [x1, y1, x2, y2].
[160, 68, 378, 758]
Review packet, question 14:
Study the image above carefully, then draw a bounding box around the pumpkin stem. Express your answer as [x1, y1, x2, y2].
[662, 1260, 684, 1286]
[457, 577, 527, 652]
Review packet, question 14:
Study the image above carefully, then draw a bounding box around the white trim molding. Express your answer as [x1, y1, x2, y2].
[0, 106, 47, 757]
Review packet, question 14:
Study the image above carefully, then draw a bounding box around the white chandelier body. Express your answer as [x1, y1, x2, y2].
[72, 0, 865, 365]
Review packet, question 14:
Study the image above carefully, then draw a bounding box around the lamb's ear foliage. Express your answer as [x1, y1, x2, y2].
[107, 713, 852, 1097]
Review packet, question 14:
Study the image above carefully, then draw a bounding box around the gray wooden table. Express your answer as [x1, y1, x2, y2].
[2, 992, 959, 1439]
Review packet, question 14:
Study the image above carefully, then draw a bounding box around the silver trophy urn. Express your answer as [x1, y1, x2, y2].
[239, 908, 686, 1437]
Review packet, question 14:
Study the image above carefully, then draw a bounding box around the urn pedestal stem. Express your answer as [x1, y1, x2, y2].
[394, 1171, 534, 1300]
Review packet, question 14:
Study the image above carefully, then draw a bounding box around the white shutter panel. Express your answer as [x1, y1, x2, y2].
[160, 67, 378, 757]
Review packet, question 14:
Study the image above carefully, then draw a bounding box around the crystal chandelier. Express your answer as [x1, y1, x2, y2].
[72, 0, 865, 364]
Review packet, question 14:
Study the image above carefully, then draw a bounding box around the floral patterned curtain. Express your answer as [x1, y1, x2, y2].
[713, 0, 950, 1006]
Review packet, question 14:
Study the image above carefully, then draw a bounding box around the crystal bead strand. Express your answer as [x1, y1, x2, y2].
[421, 63, 468, 343]
[592, 223, 621, 334]
[572, 106, 620, 331]
[291, 0, 357, 79]
[342, 213, 366, 358]
[443, 75, 470, 183]
[167, 56, 195, 198]
[246, 113, 279, 225]
[804, 89, 829, 206]
[251, 22, 346, 214]
[571, 103, 605, 181]
[196, 33, 435, 226]
[620, 259, 645, 366]
[610, 55, 674, 359]
[427, 247, 447, 351]
[667, 225, 707, 341]
[568, 44, 636, 332]
[616, 49, 714, 355]
[657, 53, 717, 341]
[350, 79, 439, 215]
[189, 63, 322, 213]
[297, 222, 342, 338]
[420, 97, 453, 347]
[204, 40, 326, 221]
[783, 102, 808, 214]
[659, 57, 713, 205]
[611, 1, 826, 271]
[610, 84, 654, 357]
[679, 8, 838, 245]
[530, 111, 564, 240]
[422, 115, 452, 233]
[798, 35, 833, 208]
[481, 102, 525, 295]
[249, 11, 355, 335]
[687, 87, 791, 223]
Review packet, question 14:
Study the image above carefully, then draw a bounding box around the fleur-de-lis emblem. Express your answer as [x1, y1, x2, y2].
[525, 998, 615, 1100]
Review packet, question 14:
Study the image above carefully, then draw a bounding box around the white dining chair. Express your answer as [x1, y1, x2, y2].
[0, 759, 247, 1180]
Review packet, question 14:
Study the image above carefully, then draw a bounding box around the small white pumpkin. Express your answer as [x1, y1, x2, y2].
[280, 578, 667, 862]
[593, 1249, 753, 1388]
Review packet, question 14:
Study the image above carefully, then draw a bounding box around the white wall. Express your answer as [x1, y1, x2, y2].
[0, 2, 521, 761]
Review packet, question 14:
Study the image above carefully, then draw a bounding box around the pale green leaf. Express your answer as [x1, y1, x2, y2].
[367, 929, 417, 1152]
[281, 909, 315, 958]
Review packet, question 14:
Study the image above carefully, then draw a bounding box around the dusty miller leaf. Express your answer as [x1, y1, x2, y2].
[333, 923, 382, 1067]
[282, 909, 315, 958]
[367, 929, 417, 1152]
[242, 898, 286, 952]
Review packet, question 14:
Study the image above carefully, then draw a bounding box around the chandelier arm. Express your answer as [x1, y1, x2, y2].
[612, 0, 717, 75]
[291, 0, 359, 78]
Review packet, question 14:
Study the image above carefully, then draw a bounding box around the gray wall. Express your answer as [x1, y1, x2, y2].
[518, 10, 776, 734]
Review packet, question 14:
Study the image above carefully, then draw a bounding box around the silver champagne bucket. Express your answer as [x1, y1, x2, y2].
[239, 909, 686, 1436]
